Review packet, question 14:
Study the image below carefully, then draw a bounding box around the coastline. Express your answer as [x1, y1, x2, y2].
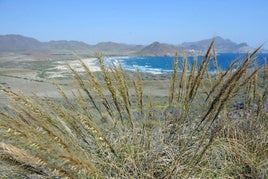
[80, 58, 101, 72]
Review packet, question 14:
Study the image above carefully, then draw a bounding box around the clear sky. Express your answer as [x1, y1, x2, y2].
[0, 0, 268, 48]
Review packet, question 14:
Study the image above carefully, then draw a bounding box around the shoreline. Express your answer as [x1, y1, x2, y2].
[80, 58, 101, 72]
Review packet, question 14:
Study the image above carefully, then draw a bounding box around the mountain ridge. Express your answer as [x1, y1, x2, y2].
[0, 34, 258, 56]
[180, 36, 253, 53]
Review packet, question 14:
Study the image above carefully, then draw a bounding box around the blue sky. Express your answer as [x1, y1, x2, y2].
[0, 0, 268, 47]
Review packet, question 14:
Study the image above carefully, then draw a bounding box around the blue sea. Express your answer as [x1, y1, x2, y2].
[105, 53, 268, 74]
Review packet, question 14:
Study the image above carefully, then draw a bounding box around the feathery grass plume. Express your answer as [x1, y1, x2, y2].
[95, 53, 125, 124]
[78, 58, 112, 107]
[189, 56, 262, 171]
[45, 91, 117, 157]
[0, 142, 48, 175]
[205, 58, 239, 102]
[110, 62, 134, 129]
[169, 53, 178, 106]
[186, 56, 197, 99]
[117, 62, 132, 107]
[177, 56, 188, 103]
[163, 43, 266, 178]
[239, 67, 260, 91]
[132, 67, 144, 116]
[202, 66, 213, 98]
[199, 46, 262, 128]
[188, 39, 215, 101]
[0, 88, 101, 177]
[212, 44, 221, 77]
[76, 58, 116, 123]
[67, 63, 106, 119]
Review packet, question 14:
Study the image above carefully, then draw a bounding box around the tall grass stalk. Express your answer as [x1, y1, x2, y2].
[0, 40, 267, 178]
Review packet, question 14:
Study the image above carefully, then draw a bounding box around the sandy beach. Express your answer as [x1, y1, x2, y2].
[80, 58, 101, 72]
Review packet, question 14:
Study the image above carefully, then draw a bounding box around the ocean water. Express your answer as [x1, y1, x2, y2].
[105, 53, 268, 74]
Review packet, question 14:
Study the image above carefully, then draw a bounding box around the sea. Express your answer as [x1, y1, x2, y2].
[105, 53, 268, 74]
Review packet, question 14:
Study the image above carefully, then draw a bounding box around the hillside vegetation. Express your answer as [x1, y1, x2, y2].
[0, 40, 267, 178]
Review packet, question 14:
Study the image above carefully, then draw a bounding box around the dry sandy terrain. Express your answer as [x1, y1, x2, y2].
[0, 55, 170, 107]
[0, 57, 100, 105]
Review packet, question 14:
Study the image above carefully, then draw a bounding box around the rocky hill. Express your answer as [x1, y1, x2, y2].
[136, 42, 183, 56]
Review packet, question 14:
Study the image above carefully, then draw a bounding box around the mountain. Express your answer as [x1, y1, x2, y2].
[137, 42, 182, 56]
[43, 40, 92, 50]
[0, 34, 92, 53]
[92, 42, 144, 55]
[181, 36, 253, 53]
[0, 34, 258, 57]
[0, 34, 42, 52]
[0, 35, 143, 56]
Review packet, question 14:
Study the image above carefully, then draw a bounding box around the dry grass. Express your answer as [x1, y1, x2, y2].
[0, 40, 267, 178]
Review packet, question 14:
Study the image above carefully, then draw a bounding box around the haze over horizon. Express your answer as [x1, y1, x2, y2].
[1, 0, 268, 48]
